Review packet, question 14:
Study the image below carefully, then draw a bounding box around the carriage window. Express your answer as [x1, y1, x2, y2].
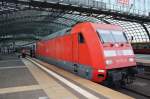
[78, 33, 85, 43]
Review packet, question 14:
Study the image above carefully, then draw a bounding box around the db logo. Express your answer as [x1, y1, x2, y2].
[116, 50, 123, 56]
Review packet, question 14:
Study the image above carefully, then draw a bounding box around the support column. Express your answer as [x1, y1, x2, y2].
[141, 23, 150, 41]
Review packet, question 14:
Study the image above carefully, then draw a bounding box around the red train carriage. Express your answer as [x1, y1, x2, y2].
[132, 43, 150, 54]
[36, 22, 138, 85]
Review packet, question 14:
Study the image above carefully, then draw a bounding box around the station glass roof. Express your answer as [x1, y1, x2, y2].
[0, 0, 150, 46]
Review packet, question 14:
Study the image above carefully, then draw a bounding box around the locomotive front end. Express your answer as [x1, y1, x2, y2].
[97, 28, 139, 86]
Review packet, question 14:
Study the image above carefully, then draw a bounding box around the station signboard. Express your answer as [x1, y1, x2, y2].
[117, 0, 129, 5]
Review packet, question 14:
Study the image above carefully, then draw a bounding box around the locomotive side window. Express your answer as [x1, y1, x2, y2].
[78, 33, 85, 43]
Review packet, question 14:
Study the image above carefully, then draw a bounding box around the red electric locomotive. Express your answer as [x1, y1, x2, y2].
[36, 22, 138, 85]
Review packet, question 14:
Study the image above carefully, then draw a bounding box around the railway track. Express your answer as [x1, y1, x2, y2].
[136, 73, 150, 81]
[145, 72, 150, 75]
[107, 83, 150, 99]
[136, 63, 150, 80]
[122, 86, 150, 99]
[116, 77, 150, 99]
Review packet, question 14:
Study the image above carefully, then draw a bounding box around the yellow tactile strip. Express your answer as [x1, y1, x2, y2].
[0, 85, 41, 94]
[33, 58, 134, 99]
[22, 59, 79, 99]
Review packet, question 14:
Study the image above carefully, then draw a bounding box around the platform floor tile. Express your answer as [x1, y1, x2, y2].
[0, 68, 38, 88]
[0, 89, 48, 99]
[22, 59, 80, 99]
[0, 59, 25, 67]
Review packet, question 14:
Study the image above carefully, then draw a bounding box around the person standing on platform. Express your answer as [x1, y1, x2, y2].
[21, 49, 26, 58]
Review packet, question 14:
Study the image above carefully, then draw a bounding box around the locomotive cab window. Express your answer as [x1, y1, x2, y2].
[97, 29, 127, 43]
[97, 29, 114, 43]
[78, 33, 85, 43]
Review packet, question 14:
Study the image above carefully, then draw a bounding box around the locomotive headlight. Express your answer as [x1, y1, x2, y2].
[128, 58, 134, 62]
[98, 69, 105, 73]
[106, 60, 113, 65]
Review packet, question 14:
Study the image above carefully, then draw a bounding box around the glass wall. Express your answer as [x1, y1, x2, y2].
[45, 0, 150, 16]
[93, 0, 150, 16]
[106, 19, 150, 43]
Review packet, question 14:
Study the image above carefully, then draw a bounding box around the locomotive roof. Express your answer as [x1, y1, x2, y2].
[42, 28, 71, 40]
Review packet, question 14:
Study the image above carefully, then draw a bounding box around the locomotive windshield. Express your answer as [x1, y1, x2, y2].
[97, 29, 127, 43]
[97, 30, 115, 43]
[111, 31, 127, 42]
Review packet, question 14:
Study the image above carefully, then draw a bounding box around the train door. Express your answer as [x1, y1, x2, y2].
[72, 33, 79, 73]
[72, 33, 85, 73]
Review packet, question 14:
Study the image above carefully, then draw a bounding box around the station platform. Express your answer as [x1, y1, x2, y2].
[0, 54, 133, 99]
[136, 54, 150, 60]
[136, 54, 150, 67]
